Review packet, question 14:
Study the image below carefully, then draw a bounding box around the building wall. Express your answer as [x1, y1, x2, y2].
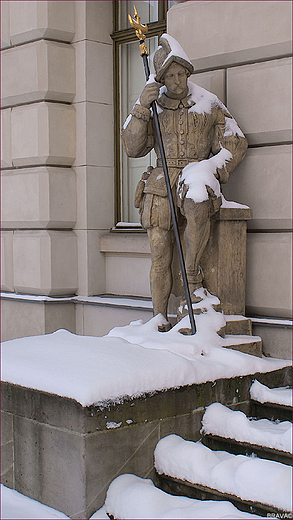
[1, 1, 114, 340]
[1, 1, 292, 358]
[167, 0, 292, 357]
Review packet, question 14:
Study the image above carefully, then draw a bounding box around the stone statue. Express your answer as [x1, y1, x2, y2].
[122, 34, 248, 331]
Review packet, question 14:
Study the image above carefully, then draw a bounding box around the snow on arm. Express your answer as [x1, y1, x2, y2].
[122, 113, 132, 130]
[178, 149, 232, 204]
[223, 115, 245, 138]
[177, 81, 247, 204]
[188, 80, 217, 115]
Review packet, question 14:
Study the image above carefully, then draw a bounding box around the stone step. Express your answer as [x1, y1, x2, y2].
[154, 472, 289, 518]
[201, 433, 292, 466]
[201, 402, 292, 464]
[224, 315, 252, 335]
[154, 436, 292, 516]
[249, 399, 292, 422]
[222, 334, 262, 357]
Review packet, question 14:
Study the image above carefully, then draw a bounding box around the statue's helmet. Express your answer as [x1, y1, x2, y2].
[153, 34, 194, 83]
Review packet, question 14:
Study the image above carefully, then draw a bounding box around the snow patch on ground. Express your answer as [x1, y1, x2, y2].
[201, 402, 292, 453]
[250, 380, 292, 407]
[154, 435, 292, 511]
[92, 474, 263, 519]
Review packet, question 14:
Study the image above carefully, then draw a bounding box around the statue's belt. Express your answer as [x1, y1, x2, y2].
[156, 158, 199, 168]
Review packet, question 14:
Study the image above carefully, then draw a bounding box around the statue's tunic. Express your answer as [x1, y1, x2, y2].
[121, 83, 248, 230]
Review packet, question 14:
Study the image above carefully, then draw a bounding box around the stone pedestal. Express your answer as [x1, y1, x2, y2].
[1, 366, 290, 519]
[172, 206, 252, 316]
[202, 206, 252, 316]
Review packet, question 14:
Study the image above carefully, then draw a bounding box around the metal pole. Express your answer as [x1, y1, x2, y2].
[129, 10, 196, 334]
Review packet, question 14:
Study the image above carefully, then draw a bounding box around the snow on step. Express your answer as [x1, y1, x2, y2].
[201, 402, 292, 453]
[154, 435, 292, 512]
[1, 485, 70, 519]
[91, 474, 263, 520]
[250, 380, 292, 407]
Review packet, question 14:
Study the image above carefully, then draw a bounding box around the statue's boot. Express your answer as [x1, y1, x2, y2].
[158, 322, 172, 333]
[147, 226, 173, 332]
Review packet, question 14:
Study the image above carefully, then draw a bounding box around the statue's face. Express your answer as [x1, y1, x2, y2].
[163, 62, 188, 97]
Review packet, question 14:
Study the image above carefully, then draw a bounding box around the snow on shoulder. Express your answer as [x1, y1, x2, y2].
[1, 313, 290, 408]
[92, 473, 263, 520]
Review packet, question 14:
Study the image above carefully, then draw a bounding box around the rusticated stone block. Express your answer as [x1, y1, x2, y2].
[1, 1, 10, 49]
[99, 233, 151, 297]
[1, 108, 12, 168]
[1, 231, 14, 292]
[222, 145, 292, 231]
[246, 232, 292, 319]
[168, 1, 292, 71]
[9, 1, 75, 46]
[227, 58, 292, 146]
[74, 40, 112, 105]
[190, 70, 226, 104]
[13, 230, 78, 296]
[1, 41, 75, 108]
[73, 0, 112, 45]
[11, 102, 76, 167]
[1, 167, 76, 229]
[74, 101, 113, 168]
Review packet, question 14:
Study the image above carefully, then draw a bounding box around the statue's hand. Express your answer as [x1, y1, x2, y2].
[140, 82, 160, 108]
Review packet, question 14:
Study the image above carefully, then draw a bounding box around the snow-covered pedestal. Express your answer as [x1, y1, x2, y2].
[1, 327, 291, 519]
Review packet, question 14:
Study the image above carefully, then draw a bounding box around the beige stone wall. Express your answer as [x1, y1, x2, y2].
[1, 1, 114, 338]
[1, 1, 77, 300]
[167, 0, 292, 356]
[72, 0, 114, 296]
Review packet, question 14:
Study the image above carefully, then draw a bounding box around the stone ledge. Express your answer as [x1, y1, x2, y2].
[1, 367, 291, 435]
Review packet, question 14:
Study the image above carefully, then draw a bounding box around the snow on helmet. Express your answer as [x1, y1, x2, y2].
[153, 34, 194, 83]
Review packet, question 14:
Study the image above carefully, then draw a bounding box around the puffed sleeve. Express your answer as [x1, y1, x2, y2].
[121, 104, 155, 158]
[212, 105, 248, 184]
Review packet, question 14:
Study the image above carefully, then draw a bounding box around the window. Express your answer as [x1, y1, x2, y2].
[112, 1, 180, 226]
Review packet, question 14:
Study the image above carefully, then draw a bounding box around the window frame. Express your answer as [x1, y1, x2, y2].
[111, 1, 169, 226]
